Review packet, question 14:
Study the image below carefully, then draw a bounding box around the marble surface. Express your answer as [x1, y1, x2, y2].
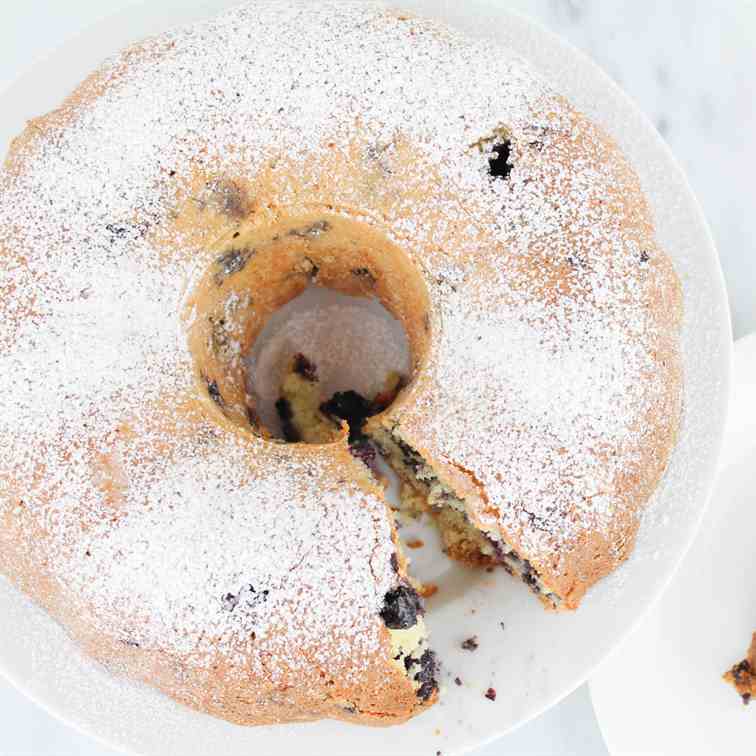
[0, 2, 753, 755]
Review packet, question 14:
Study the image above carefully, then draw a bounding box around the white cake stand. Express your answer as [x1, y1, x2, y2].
[0, 2, 731, 754]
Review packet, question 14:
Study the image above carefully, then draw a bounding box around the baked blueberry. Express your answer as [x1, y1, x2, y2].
[320, 390, 374, 442]
[414, 649, 438, 700]
[214, 247, 252, 285]
[380, 584, 424, 629]
[292, 353, 317, 382]
[206, 377, 224, 407]
[488, 140, 512, 180]
[275, 397, 300, 442]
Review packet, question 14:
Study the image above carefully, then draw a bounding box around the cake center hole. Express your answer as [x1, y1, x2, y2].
[245, 285, 411, 443]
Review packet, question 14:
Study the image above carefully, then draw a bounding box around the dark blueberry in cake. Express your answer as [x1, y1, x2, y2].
[394, 437, 424, 473]
[351, 267, 377, 286]
[403, 456, 422, 474]
[435, 274, 458, 293]
[519, 560, 543, 594]
[288, 220, 331, 238]
[454, 676, 463, 686]
[567, 254, 588, 269]
[223, 584, 269, 612]
[414, 649, 438, 701]
[485, 687, 497, 701]
[105, 220, 150, 241]
[733, 660, 752, 682]
[461, 636, 479, 651]
[349, 439, 377, 466]
[106, 223, 128, 239]
[486, 536, 508, 562]
[524, 124, 552, 151]
[275, 398, 300, 442]
[214, 247, 253, 285]
[122, 637, 141, 648]
[303, 256, 320, 277]
[221, 592, 239, 611]
[522, 568, 540, 591]
[320, 390, 374, 443]
[487, 140, 512, 180]
[292, 353, 317, 382]
[206, 377, 224, 407]
[640, 250, 651, 263]
[380, 584, 424, 629]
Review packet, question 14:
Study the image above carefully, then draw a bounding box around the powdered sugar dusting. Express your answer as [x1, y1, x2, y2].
[64, 446, 396, 670]
[430, 299, 658, 551]
[0, 0, 679, 696]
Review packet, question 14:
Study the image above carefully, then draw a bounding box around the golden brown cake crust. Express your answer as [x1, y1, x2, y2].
[0, 0, 681, 727]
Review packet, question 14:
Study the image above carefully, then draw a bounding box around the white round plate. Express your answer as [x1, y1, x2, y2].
[590, 334, 756, 756]
[0, 2, 732, 755]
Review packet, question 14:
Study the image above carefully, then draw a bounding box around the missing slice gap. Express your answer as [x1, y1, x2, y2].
[274, 353, 561, 608]
[366, 424, 561, 608]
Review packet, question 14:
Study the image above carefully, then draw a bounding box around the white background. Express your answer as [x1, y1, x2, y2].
[1, 2, 754, 755]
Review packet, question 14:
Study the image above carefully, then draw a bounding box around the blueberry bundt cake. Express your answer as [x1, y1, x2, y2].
[0, 1, 682, 727]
